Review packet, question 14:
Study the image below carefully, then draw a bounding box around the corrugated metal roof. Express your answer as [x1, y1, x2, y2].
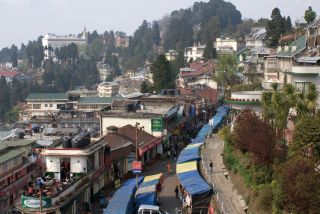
[78, 96, 122, 104]
[297, 56, 320, 64]
[0, 149, 24, 164]
[277, 36, 306, 57]
[26, 93, 67, 100]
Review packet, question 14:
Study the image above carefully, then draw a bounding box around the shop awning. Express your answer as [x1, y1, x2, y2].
[140, 173, 163, 187]
[104, 177, 144, 214]
[176, 161, 197, 173]
[177, 170, 212, 197]
[138, 137, 162, 156]
[177, 147, 200, 164]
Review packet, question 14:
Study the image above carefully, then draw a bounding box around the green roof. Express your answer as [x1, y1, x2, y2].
[237, 48, 249, 55]
[26, 93, 67, 100]
[7, 139, 36, 147]
[0, 149, 24, 165]
[78, 96, 124, 104]
[277, 36, 306, 57]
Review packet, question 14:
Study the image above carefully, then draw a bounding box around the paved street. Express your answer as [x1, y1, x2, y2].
[202, 134, 246, 214]
[143, 158, 180, 214]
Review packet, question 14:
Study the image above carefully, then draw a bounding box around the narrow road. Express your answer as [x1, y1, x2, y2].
[143, 158, 179, 214]
[202, 134, 246, 214]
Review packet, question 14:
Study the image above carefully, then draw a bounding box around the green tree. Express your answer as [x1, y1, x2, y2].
[266, 8, 286, 48]
[304, 6, 317, 24]
[140, 81, 151, 93]
[215, 53, 238, 86]
[151, 54, 175, 92]
[202, 40, 216, 59]
[0, 76, 10, 121]
[291, 115, 320, 161]
[10, 78, 23, 107]
[10, 45, 18, 67]
[151, 21, 161, 46]
[4, 106, 21, 124]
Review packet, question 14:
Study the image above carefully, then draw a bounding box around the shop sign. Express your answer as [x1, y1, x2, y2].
[132, 161, 142, 174]
[114, 179, 121, 189]
[22, 195, 52, 208]
[151, 118, 163, 132]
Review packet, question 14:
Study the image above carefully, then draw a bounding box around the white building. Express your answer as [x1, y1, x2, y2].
[97, 81, 120, 97]
[42, 30, 87, 60]
[184, 44, 206, 62]
[26, 93, 68, 117]
[165, 50, 178, 61]
[215, 38, 238, 53]
[246, 27, 267, 49]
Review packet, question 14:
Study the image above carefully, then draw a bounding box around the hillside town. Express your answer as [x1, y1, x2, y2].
[1, 0, 320, 214]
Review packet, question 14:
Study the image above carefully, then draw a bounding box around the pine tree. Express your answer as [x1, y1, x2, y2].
[151, 54, 175, 92]
[305, 6, 317, 24]
[202, 40, 217, 59]
[266, 8, 286, 48]
[0, 76, 10, 121]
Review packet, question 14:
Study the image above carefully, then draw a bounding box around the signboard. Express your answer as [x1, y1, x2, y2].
[127, 152, 135, 171]
[114, 179, 121, 189]
[22, 195, 52, 208]
[132, 161, 142, 174]
[151, 118, 163, 132]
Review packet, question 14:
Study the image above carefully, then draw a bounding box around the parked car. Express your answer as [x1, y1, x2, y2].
[137, 204, 169, 214]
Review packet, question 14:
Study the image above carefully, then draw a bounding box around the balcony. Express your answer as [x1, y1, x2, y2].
[15, 174, 89, 213]
[289, 66, 320, 76]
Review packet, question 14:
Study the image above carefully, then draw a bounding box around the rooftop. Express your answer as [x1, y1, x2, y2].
[26, 93, 67, 101]
[78, 96, 123, 104]
[277, 36, 306, 57]
[0, 149, 24, 165]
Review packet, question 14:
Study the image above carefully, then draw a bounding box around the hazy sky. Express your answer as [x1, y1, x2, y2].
[1, 0, 320, 49]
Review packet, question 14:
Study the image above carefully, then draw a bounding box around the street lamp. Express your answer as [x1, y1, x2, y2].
[135, 122, 144, 189]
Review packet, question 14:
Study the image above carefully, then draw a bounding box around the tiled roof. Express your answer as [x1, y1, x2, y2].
[118, 125, 157, 147]
[180, 62, 214, 77]
[0, 149, 24, 164]
[78, 96, 122, 104]
[277, 36, 306, 57]
[26, 93, 67, 100]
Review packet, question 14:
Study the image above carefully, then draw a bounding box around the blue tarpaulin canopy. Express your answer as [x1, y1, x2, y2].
[135, 174, 162, 208]
[177, 147, 200, 164]
[104, 177, 144, 214]
[177, 169, 212, 196]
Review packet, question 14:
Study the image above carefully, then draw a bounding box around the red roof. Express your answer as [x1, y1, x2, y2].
[0, 71, 18, 77]
[180, 62, 214, 77]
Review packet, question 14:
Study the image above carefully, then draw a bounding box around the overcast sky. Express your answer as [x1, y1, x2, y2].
[1, 0, 320, 49]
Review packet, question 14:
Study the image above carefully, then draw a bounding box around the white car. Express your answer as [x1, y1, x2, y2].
[137, 204, 170, 214]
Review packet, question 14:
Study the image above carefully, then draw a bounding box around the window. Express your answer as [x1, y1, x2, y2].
[3, 162, 7, 171]
[45, 104, 48, 107]
[32, 104, 41, 109]
[14, 158, 18, 166]
[50, 104, 53, 107]
[295, 82, 311, 93]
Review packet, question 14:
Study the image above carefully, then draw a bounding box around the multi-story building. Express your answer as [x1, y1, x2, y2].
[0, 139, 40, 213]
[184, 43, 206, 62]
[178, 60, 217, 89]
[114, 35, 129, 48]
[246, 27, 267, 49]
[99, 102, 179, 138]
[42, 30, 87, 60]
[97, 82, 120, 97]
[165, 50, 178, 61]
[26, 93, 68, 117]
[215, 38, 238, 53]
[16, 138, 111, 214]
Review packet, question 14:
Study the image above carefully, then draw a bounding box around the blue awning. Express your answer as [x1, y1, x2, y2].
[177, 170, 212, 196]
[104, 177, 144, 214]
[177, 147, 200, 164]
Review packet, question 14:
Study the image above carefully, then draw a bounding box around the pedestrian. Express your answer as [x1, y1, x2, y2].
[209, 160, 213, 172]
[167, 163, 171, 174]
[167, 150, 171, 159]
[175, 185, 179, 198]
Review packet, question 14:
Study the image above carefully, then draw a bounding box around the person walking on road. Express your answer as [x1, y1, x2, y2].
[209, 160, 213, 172]
[167, 163, 172, 174]
[175, 185, 179, 198]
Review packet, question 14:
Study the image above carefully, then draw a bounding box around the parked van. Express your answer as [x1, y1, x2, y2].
[137, 204, 169, 214]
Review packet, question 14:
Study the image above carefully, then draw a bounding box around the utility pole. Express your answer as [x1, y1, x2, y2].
[135, 122, 140, 190]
